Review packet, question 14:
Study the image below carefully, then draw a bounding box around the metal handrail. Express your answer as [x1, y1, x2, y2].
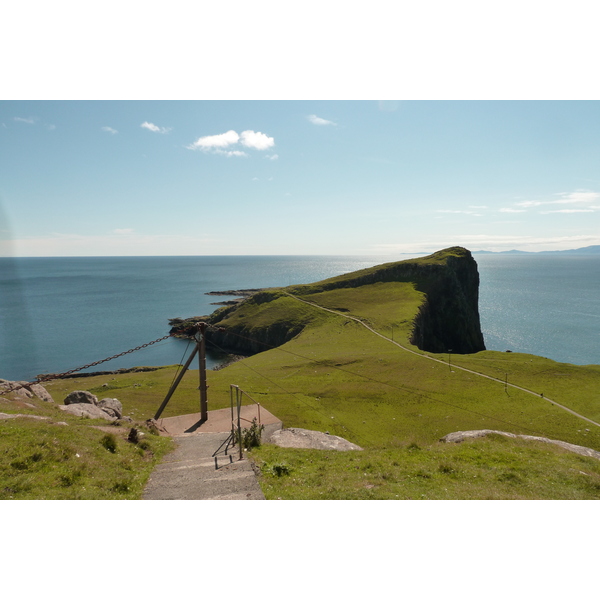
[229, 384, 263, 461]
[237, 388, 262, 426]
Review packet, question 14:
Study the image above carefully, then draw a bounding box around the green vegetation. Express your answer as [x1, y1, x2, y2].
[6, 248, 600, 499]
[252, 437, 600, 500]
[238, 418, 265, 449]
[0, 402, 173, 499]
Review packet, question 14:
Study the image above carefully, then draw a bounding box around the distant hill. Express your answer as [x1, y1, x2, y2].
[473, 245, 600, 255]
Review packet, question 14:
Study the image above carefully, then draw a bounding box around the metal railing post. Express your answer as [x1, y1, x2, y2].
[237, 386, 243, 461]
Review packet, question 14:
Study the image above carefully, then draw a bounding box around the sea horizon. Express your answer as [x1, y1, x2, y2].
[1, 253, 598, 382]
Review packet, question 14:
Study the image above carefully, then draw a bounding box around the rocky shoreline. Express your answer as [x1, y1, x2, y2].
[36, 366, 161, 381]
[206, 288, 266, 306]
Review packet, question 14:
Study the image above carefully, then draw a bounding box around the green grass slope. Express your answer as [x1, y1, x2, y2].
[0, 396, 173, 500]
[11, 247, 600, 500]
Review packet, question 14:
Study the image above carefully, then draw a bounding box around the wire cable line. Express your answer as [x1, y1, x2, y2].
[205, 336, 366, 444]
[282, 293, 600, 430]
[206, 325, 550, 437]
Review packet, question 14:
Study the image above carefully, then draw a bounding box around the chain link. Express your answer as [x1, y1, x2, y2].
[36, 334, 175, 383]
[3, 333, 175, 392]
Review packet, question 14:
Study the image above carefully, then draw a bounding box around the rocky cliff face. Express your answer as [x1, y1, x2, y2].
[195, 247, 486, 356]
[407, 248, 486, 353]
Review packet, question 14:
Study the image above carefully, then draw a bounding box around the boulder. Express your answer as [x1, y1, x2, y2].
[268, 428, 363, 451]
[64, 390, 98, 405]
[0, 380, 34, 400]
[98, 398, 123, 419]
[59, 403, 116, 421]
[27, 383, 54, 403]
[440, 429, 600, 461]
[0, 412, 52, 421]
[127, 427, 145, 443]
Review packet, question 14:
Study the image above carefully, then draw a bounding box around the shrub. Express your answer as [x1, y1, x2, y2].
[238, 418, 264, 449]
[270, 462, 291, 477]
[100, 434, 118, 454]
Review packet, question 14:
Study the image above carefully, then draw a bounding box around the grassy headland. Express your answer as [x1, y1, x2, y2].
[5, 247, 600, 499]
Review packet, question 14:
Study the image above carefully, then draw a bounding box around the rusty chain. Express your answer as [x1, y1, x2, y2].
[3, 333, 176, 393]
[36, 334, 177, 383]
[2, 321, 224, 394]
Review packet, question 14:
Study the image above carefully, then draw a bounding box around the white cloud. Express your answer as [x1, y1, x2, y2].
[187, 129, 275, 155]
[307, 114, 336, 126]
[373, 233, 600, 254]
[187, 130, 240, 150]
[515, 190, 600, 210]
[13, 116, 36, 124]
[240, 130, 275, 150]
[140, 121, 171, 134]
[214, 149, 248, 157]
[553, 190, 600, 204]
[8, 232, 224, 257]
[436, 209, 483, 216]
[266, 154, 279, 160]
[515, 200, 543, 208]
[499, 207, 526, 213]
[540, 208, 597, 214]
[102, 126, 118, 135]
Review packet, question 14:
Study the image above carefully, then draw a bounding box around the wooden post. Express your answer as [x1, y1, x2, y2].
[154, 343, 199, 420]
[198, 322, 208, 422]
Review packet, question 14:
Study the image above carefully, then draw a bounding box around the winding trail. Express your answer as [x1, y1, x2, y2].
[284, 293, 600, 429]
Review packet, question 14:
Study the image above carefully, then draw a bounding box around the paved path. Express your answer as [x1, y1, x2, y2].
[142, 405, 282, 500]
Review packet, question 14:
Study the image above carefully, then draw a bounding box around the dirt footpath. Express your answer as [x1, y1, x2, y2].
[142, 406, 282, 500]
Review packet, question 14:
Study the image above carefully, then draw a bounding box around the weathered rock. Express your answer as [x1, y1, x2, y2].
[27, 383, 54, 403]
[64, 390, 98, 405]
[0, 412, 52, 421]
[146, 418, 169, 435]
[58, 403, 116, 421]
[440, 429, 600, 461]
[98, 397, 123, 419]
[127, 427, 145, 443]
[268, 427, 363, 451]
[0, 380, 34, 400]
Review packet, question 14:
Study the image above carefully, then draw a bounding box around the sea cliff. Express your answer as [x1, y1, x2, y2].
[171, 247, 486, 356]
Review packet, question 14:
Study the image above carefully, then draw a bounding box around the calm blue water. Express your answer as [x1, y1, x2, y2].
[1, 254, 598, 381]
[476, 253, 599, 366]
[0, 256, 393, 381]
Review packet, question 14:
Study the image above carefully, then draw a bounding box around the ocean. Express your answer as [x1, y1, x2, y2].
[1, 254, 598, 382]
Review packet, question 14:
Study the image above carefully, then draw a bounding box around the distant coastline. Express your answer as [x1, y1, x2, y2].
[472, 245, 600, 255]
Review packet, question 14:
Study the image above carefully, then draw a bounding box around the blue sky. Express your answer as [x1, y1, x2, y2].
[2, 100, 599, 256]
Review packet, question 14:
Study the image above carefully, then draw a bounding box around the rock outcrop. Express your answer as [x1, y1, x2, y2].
[268, 428, 363, 451]
[198, 246, 485, 357]
[60, 390, 124, 422]
[64, 390, 98, 405]
[59, 403, 117, 421]
[440, 429, 600, 461]
[0, 379, 54, 403]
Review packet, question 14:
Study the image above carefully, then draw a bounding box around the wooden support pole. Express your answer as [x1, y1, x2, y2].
[154, 343, 199, 420]
[198, 322, 208, 422]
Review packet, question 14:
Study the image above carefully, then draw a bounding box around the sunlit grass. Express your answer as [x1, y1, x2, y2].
[36, 253, 600, 500]
[0, 409, 173, 500]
